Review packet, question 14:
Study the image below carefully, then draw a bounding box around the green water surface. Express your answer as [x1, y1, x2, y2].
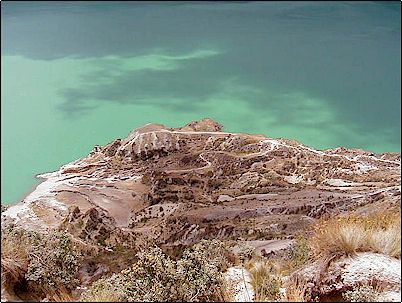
[1, 1, 401, 204]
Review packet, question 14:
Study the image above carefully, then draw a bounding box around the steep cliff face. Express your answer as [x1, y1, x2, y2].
[2, 118, 400, 249]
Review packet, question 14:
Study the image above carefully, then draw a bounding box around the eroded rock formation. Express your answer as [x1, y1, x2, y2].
[2, 119, 400, 250]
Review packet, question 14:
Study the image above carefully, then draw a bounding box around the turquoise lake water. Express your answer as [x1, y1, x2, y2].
[1, 1, 401, 204]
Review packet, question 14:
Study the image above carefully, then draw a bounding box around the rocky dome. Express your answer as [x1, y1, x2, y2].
[178, 118, 224, 132]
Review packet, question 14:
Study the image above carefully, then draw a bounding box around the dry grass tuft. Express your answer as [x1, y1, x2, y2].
[246, 259, 281, 301]
[245, 257, 312, 302]
[309, 211, 401, 259]
[243, 237, 312, 301]
[238, 212, 399, 303]
[1, 227, 30, 287]
[43, 285, 75, 302]
[365, 224, 401, 257]
[283, 277, 310, 302]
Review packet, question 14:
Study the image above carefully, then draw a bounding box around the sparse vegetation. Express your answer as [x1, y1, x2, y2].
[234, 150, 258, 156]
[244, 237, 312, 302]
[245, 258, 312, 302]
[233, 242, 257, 262]
[4, 210, 399, 302]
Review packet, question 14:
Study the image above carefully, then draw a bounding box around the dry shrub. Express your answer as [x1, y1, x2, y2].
[24, 230, 83, 290]
[309, 211, 401, 259]
[82, 240, 229, 302]
[1, 224, 84, 301]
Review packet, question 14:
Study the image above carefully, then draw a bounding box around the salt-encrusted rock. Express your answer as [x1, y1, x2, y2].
[217, 194, 235, 202]
[377, 290, 401, 302]
[292, 252, 401, 300]
[333, 253, 401, 291]
[223, 266, 255, 302]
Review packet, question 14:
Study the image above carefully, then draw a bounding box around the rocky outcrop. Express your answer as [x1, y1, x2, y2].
[178, 118, 224, 132]
[290, 252, 401, 301]
[58, 206, 137, 249]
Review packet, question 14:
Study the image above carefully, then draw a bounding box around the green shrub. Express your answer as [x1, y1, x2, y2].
[287, 236, 311, 269]
[1, 224, 43, 286]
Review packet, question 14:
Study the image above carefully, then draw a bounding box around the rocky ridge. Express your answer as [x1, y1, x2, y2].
[2, 118, 400, 252]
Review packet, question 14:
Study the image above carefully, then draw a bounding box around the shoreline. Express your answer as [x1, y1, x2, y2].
[3, 171, 55, 206]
